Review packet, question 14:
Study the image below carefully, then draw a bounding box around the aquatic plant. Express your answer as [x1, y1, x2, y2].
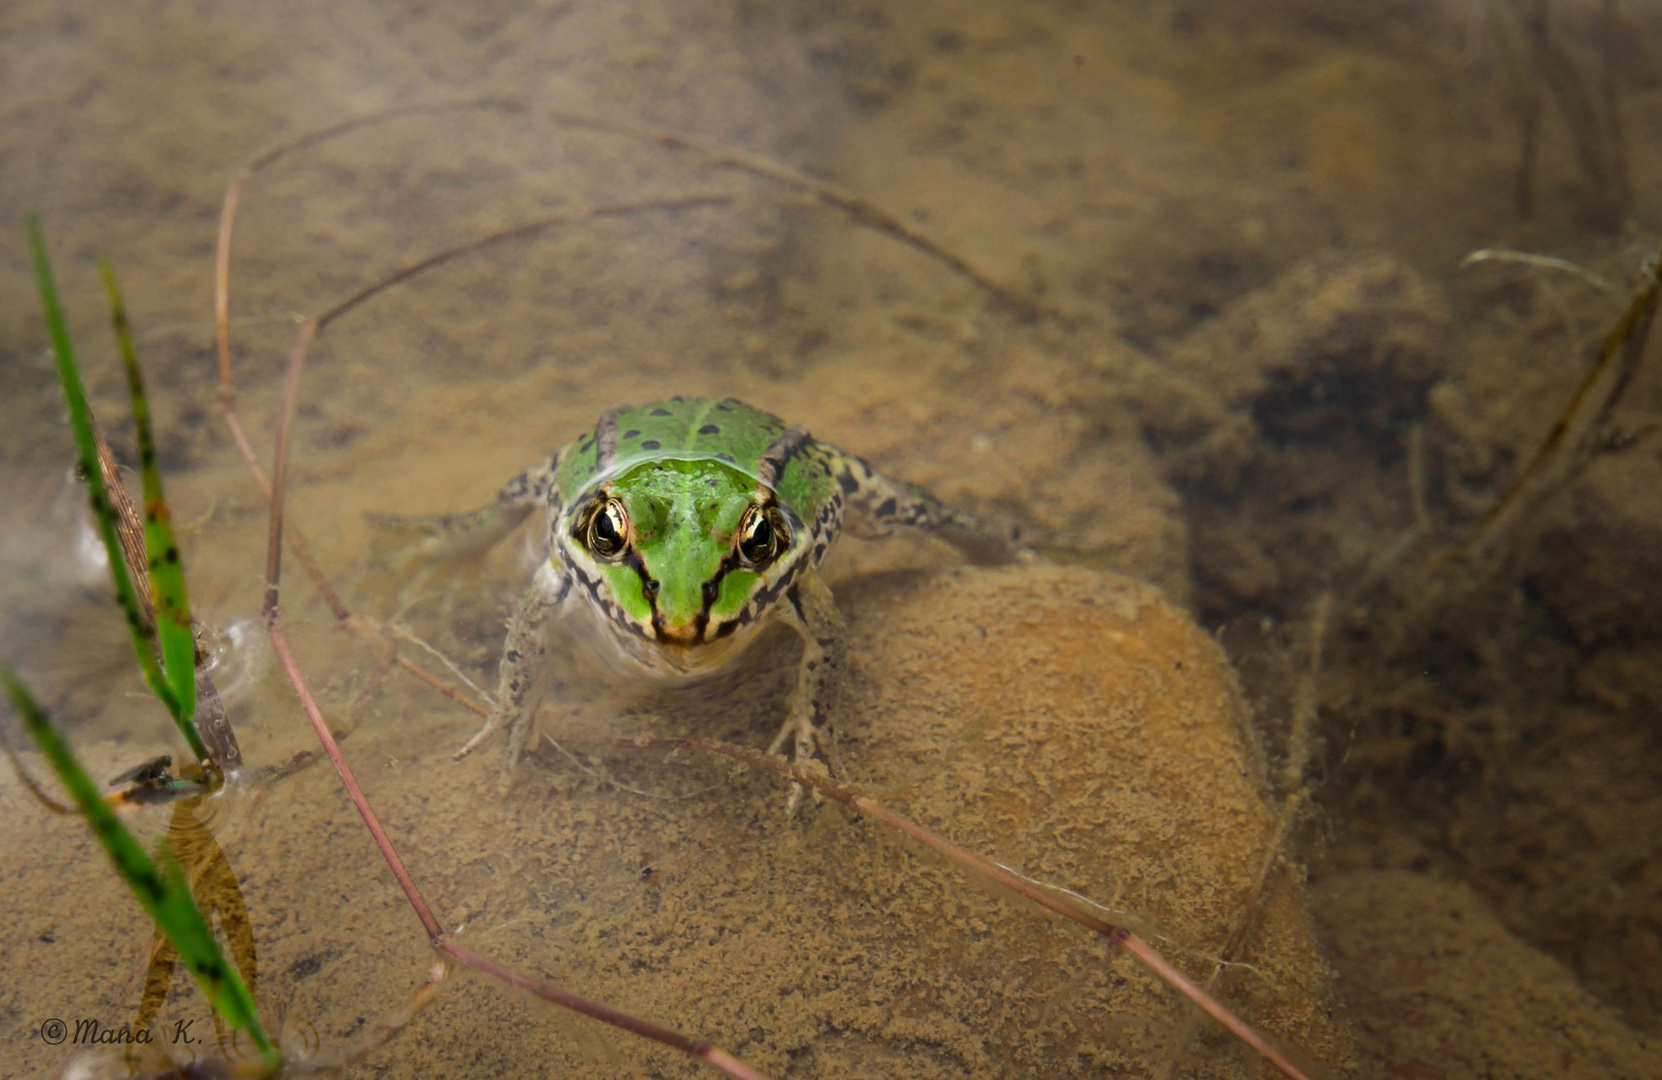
[10, 213, 277, 1075]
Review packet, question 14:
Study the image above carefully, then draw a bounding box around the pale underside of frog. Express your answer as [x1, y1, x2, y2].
[385, 396, 1015, 806]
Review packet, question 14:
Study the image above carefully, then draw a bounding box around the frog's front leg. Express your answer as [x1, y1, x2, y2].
[835, 454, 1019, 565]
[456, 558, 573, 788]
[768, 566, 846, 812]
[369, 451, 562, 583]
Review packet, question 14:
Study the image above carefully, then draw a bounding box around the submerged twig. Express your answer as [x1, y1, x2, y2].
[0, 719, 72, 813]
[576, 734, 1315, 1080]
[1453, 241, 1662, 565]
[264, 620, 772, 1079]
[1500, 0, 1631, 225]
[212, 104, 1316, 1080]
[228, 128, 777, 1078]
[1168, 591, 1333, 1074]
[1460, 248, 1618, 295]
[537, 107, 1081, 323]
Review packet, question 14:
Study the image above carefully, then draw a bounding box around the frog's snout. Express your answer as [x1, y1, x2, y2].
[654, 618, 704, 647]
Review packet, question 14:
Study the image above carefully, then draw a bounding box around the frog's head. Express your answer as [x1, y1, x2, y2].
[560, 458, 806, 663]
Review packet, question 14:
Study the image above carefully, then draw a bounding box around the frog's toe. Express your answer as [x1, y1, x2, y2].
[777, 728, 835, 817]
[455, 707, 508, 760]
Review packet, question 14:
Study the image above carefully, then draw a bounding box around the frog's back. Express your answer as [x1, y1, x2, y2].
[554, 398, 837, 516]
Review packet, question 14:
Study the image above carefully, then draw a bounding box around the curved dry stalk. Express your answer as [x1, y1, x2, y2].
[1451, 239, 1662, 567]
[284, 955, 452, 1073]
[213, 104, 527, 624]
[213, 98, 524, 416]
[1460, 248, 1619, 295]
[224, 145, 776, 1078]
[211, 99, 1089, 394]
[264, 619, 771, 1079]
[534, 107, 1087, 324]
[1164, 591, 1333, 1078]
[561, 734, 1314, 1080]
[213, 105, 1313, 1080]
[0, 718, 72, 813]
[255, 193, 733, 625]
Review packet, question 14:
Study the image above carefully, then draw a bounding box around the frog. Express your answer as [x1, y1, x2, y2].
[383, 396, 1015, 806]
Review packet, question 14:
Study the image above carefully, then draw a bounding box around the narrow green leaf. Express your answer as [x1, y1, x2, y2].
[24, 213, 207, 763]
[100, 255, 196, 726]
[1, 668, 278, 1067]
[25, 215, 178, 712]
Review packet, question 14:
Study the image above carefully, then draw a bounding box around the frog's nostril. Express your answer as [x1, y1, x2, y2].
[701, 580, 718, 602]
[645, 579, 661, 597]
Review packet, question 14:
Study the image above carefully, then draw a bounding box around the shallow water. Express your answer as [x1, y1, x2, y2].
[2, 1, 1659, 1077]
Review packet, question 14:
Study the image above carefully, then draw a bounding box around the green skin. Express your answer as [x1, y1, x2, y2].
[396, 397, 1014, 799]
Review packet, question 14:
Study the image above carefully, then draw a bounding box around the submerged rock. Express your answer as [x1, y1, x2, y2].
[263, 563, 1358, 1077]
[1313, 871, 1656, 1080]
[1531, 446, 1662, 647]
[1163, 249, 1451, 449]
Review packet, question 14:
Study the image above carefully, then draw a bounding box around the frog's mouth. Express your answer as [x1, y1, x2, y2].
[589, 606, 756, 680]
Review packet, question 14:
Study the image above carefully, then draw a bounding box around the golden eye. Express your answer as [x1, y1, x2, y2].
[587, 498, 629, 558]
[737, 505, 785, 566]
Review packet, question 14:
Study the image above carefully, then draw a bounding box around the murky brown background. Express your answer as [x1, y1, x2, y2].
[2, 1, 1659, 1077]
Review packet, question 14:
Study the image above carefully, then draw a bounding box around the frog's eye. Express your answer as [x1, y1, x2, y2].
[737, 505, 786, 567]
[587, 498, 629, 558]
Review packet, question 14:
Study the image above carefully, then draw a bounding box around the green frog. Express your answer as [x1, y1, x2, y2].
[386, 396, 1015, 804]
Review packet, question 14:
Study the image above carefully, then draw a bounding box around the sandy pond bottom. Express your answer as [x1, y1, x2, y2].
[5, 1, 1662, 1077]
[6, 562, 1653, 1078]
[7, 565, 1343, 1078]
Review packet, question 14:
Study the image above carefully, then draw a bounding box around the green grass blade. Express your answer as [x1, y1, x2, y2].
[1, 667, 279, 1067]
[100, 256, 197, 727]
[24, 213, 207, 762]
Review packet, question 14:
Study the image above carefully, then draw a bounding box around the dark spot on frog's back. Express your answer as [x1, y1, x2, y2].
[641, 440, 661, 450]
[650, 408, 672, 417]
[622, 429, 640, 439]
[699, 424, 720, 435]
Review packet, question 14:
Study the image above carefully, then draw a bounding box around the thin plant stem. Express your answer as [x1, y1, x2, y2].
[234, 162, 777, 1080]
[0, 719, 72, 813]
[576, 736, 1315, 1080]
[1452, 239, 1662, 565]
[261, 318, 315, 621]
[265, 621, 441, 937]
[437, 941, 773, 1080]
[212, 108, 1317, 1080]
[266, 619, 775, 1077]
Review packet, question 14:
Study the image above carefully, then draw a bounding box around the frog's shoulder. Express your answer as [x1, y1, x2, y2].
[774, 437, 843, 520]
[552, 397, 800, 502]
